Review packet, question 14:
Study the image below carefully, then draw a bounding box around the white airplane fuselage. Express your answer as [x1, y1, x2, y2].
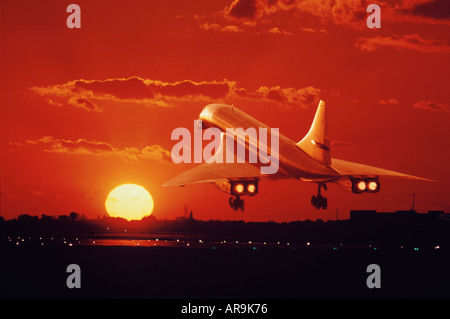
[165, 100, 430, 211]
[199, 103, 340, 182]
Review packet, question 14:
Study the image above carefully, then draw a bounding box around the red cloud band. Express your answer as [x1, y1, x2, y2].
[10, 136, 172, 163]
[30, 77, 322, 111]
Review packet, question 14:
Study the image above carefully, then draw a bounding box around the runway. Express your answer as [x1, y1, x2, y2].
[1, 237, 449, 299]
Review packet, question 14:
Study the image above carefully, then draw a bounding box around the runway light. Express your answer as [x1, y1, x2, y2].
[306, 242, 311, 246]
[234, 183, 244, 194]
[357, 180, 367, 191]
[435, 245, 440, 249]
[247, 184, 256, 193]
[414, 247, 419, 251]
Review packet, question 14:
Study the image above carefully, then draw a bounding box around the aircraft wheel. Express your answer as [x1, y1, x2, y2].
[239, 199, 245, 211]
[317, 196, 327, 209]
[311, 195, 317, 207]
[229, 197, 235, 208]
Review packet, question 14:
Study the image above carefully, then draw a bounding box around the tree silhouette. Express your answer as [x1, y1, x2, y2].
[58, 215, 69, 222]
[69, 212, 79, 222]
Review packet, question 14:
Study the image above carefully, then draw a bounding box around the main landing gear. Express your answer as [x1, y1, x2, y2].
[229, 196, 245, 211]
[311, 183, 328, 209]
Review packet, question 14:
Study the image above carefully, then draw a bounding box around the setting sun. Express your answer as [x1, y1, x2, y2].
[105, 184, 154, 221]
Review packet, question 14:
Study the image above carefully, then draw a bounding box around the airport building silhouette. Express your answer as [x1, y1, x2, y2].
[350, 209, 445, 223]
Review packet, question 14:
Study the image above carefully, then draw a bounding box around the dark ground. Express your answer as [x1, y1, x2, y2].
[2, 244, 449, 299]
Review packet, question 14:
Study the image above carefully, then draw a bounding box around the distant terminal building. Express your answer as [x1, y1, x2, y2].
[350, 209, 445, 223]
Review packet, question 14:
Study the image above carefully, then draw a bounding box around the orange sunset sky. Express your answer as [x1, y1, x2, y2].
[1, 0, 449, 222]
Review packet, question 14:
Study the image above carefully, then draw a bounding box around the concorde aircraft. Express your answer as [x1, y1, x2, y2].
[164, 101, 432, 211]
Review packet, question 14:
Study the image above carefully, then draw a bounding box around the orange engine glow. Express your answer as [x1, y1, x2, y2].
[368, 181, 378, 191]
[357, 181, 367, 191]
[234, 183, 244, 194]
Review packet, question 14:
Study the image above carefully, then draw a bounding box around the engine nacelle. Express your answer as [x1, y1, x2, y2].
[351, 178, 380, 194]
[213, 180, 259, 196]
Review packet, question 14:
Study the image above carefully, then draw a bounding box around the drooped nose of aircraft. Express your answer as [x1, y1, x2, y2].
[199, 103, 229, 120]
[198, 103, 232, 128]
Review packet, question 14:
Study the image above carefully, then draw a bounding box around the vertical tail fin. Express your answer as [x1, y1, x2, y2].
[296, 100, 331, 165]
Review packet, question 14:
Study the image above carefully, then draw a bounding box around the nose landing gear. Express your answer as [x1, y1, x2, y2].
[229, 196, 245, 211]
[311, 183, 327, 209]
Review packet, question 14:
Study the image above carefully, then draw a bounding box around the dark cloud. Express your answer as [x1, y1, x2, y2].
[30, 77, 236, 110]
[72, 97, 100, 111]
[265, 89, 285, 103]
[11, 136, 172, 163]
[74, 77, 231, 101]
[214, 0, 449, 36]
[356, 34, 450, 53]
[234, 85, 321, 108]
[156, 80, 231, 99]
[224, 0, 259, 19]
[75, 77, 154, 100]
[31, 77, 323, 110]
[222, 0, 367, 29]
[413, 100, 449, 112]
[410, 0, 450, 20]
[54, 138, 115, 153]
